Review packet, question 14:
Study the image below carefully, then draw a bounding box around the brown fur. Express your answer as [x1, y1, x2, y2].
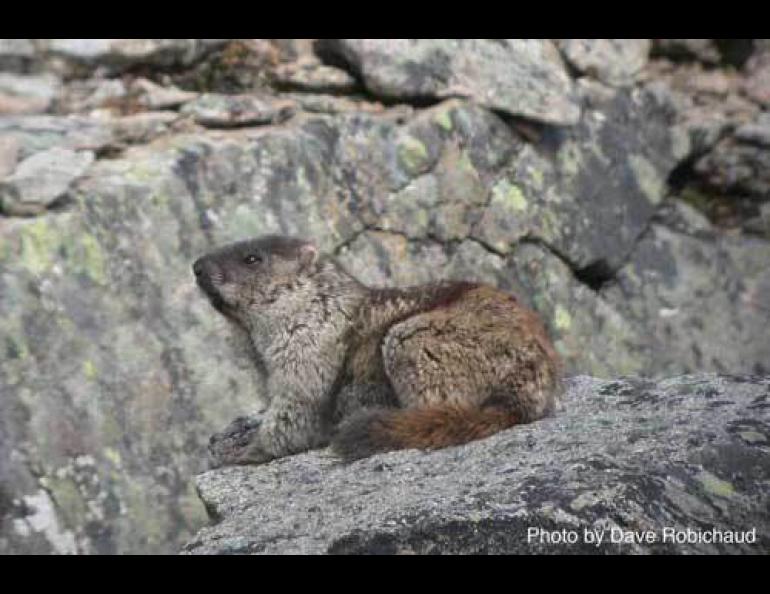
[195, 235, 562, 467]
[332, 404, 520, 460]
[331, 283, 561, 460]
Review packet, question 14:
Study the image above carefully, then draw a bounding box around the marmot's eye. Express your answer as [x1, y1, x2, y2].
[243, 254, 263, 265]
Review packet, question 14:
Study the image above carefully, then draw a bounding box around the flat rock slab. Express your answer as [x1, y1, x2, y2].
[0, 147, 94, 215]
[0, 135, 20, 178]
[180, 93, 296, 128]
[695, 111, 770, 198]
[45, 39, 229, 73]
[183, 375, 770, 554]
[0, 115, 115, 159]
[321, 39, 581, 126]
[557, 39, 651, 87]
[0, 72, 61, 115]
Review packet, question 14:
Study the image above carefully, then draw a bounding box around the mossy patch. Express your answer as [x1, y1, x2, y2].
[398, 135, 430, 175]
[530, 167, 545, 191]
[82, 359, 98, 381]
[554, 304, 572, 331]
[18, 218, 59, 275]
[41, 476, 87, 529]
[434, 109, 454, 131]
[557, 141, 583, 179]
[696, 470, 735, 499]
[629, 154, 664, 205]
[73, 233, 107, 284]
[491, 179, 528, 213]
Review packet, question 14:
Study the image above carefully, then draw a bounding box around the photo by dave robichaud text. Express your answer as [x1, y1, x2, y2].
[527, 526, 758, 547]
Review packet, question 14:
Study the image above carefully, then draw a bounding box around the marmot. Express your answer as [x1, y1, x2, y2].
[193, 235, 561, 466]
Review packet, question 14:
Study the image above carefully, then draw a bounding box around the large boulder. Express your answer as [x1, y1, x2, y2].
[557, 39, 651, 87]
[44, 39, 230, 74]
[0, 147, 95, 215]
[183, 374, 770, 554]
[319, 39, 581, 125]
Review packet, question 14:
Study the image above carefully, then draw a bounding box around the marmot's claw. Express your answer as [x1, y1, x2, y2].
[207, 414, 264, 468]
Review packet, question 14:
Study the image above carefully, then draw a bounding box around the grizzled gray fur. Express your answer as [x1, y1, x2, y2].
[193, 235, 561, 466]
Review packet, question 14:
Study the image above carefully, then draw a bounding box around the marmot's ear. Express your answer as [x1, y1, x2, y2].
[298, 243, 318, 270]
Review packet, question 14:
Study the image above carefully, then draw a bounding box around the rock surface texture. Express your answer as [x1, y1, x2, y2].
[184, 375, 770, 554]
[0, 39, 769, 555]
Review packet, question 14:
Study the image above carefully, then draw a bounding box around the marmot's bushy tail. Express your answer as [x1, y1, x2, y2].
[331, 404, 519, 461]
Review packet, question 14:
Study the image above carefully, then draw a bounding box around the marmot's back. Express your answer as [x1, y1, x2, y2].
[332, 282, 561, 460]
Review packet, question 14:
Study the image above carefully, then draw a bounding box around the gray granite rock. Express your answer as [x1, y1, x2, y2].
[604, 214, 770, 376]
[652, 39, 722, 64]
[132, 78, 198, 110]
[272, 58, 358, 93]
[180, 93, 296, 128]
[183, 374, 770, 555]
[558, 39, 651, 87]
[56, 78, 130, 114]
[694, 111, 770, 199]
[744, 49, 770, 107]
[103, 111, 181, 146]
[0, 39, 37, 71]
[45, 39, 229, 73]
[470, 86, 685, 271]
[320, 39, 581, 125]
[0, 115, 115, 159]
[0, 135, 20, 178]
[0, 147, 94, 215]
[0, 73, 61, 114]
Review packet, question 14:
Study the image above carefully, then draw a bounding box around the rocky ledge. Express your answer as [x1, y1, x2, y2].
[183, 375, 770, 554]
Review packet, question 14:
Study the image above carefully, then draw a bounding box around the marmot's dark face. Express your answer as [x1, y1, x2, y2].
[192, 235, 318, 323]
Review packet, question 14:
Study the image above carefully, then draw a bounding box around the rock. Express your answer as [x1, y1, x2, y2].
[183, 374, 770, 554]
[0, 147, 94, 215]
[744, 202, 770, 238]
[640, 60, 751, 109]
[734, 112, 770, 146]
[0, 94, 49, 115]
[0, 137, 269, 553]
[639, 63, 758, 157]
[285, 92, 393, 115]
[131, 78, 198, 110]
[0, 135, 20, 178]
[693, 112, 770, 199]
[0, 115, 115, 159]
[272, 58, 358, 93]
[0, 39, 37, 71]
[166, 39, 280, 94]
[319, 39, 581, 125]
[0, 73, 61, 114]
[57, 78, 130, 114]
[471, 86, 685, 271]
[112, 111, 183, 144]
[45, 39, 230, 73]
[574, 77, 619, 109]
[0, 110, 181, 163]
[652, 39, 722, 64]
[603, 217, 770, 376]
[743, 48, 770, 107]
[557, 39, 651, 87]
[180, 93, 296, 127]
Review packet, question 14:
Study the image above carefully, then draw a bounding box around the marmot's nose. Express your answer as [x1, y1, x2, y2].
[192, 258, 205, 277]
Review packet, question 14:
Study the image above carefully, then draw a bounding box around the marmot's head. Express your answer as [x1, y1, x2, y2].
[193, 235, 319, 325]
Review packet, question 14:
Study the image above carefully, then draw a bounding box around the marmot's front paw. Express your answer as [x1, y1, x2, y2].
[208, 415, 263, 468]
